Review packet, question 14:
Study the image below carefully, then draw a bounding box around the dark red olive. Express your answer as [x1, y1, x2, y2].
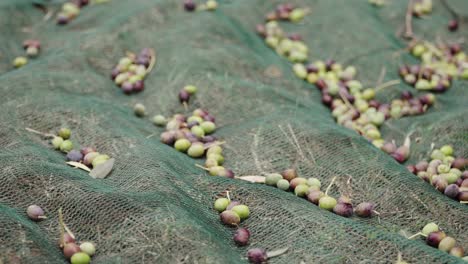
[448, 20, 458, 31]
[184, 0, 196, 11]
[179, 90, 191, 103]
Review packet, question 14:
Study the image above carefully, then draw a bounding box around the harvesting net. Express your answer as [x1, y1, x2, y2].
[0, 0, 467, 263]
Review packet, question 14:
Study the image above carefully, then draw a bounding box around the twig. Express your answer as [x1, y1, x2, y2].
[407, 232, 427, 239]
[404, 0, 414, 39]
[325, 176, 337, 196]
[375, 79, 401, 92]
[25, 127, 55, 138]
[145, 49, 157, 74]
[226, 191, 231, 202]
[203, 141, 225, 150]
[376, 67, 386, 87]
[195, 164, 209, 171]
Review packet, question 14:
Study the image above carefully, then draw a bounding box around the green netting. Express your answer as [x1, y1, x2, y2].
[0, 0, 467, 263]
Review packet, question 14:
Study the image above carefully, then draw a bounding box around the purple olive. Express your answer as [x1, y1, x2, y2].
[444, 184, 459, 199]
[136, 56, 150, 67]
[66, 150, 83, 162]
[255, 24, 266, 38]
[415, 160, 429, 172]
[160, 131, 175, 145]
[452, 158, 467, 170]
[63, 243, 81, 259]
[226, 201, 240, 210]
[448, 19, 459, 31]
[122, 82, 134, 94]
[354, 202, 375, 217]
[80, 147, 96, 156]
[220, 210, 240, 226]
[400, 91, 413, 100]
[247, 248, 268, 264]
[307, 190, 324, 205]
[57, 14, 69, 25]
[459, 191, 468, 202]
[224, 169, 235, 178]
[426, 231, 446, 247]
[27, 205, 46, 221]
[233, 228, 250, 246]
[179, 90, 191, 103]
[111, 68, 120, 80]
[204, 114, 216, 123]
[433, 176, 448, 192]
[333, 202, 353, 217]
[133, 80, 145, 92]
[406, 165, 417, 174]
[183, 0, 196, 11]
[381, 142, 397, 154]
[201, 135, 216, 143]
[315, 79, 327, 90]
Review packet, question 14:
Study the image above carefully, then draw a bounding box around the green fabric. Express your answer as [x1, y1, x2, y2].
[0, 0, 467, 263]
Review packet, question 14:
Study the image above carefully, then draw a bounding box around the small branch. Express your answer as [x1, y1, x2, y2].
[407, 232, 426, 239]
[25, 127, 55, 138]
[325, 176, 337, 196]
[203, 141, 225, 150]
[195, 164, 209, 171]
[145, 49, 157, 74]
[376, 67, 386, 87]
[404, 0, 414, 39]
[375, 79, 401, 92]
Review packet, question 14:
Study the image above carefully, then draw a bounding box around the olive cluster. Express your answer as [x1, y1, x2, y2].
[13, 40, 42, 69]
[183, 0, 218, 12]
[411, 223, 466, 260]
[400, 42, 468, 92]
[111, 48, 154, 94]
[407, 145, 467, 203]
[57, 1, 89, 25]
[51, 128, 111, 169]
[214, 196, 250, 246]
[256, 10, 438, 164]
[264, 169, 377, 218]
[412, 0, 433, 17]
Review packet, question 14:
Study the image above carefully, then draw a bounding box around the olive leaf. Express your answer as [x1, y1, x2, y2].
[236, 175, 265, 183]
[267, 247, 289, 258]
[66, 161, 91, 172]
[89, 158, 114, 179]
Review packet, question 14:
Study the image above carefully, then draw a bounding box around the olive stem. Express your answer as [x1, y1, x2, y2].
[372, 210, 381, 215]
[324, 176, 337, 196]
[195, 164, 210, 171]
[58, 208, 75, 247]
[145, 49, 157, 74]
[375, 79, 401, 92]
[404, 0, 414, 39]
[37, 215, 48, 219]
[461, 201, 467, 204]
[266, 247, 289, 259]
[226, 191, 231, 202]
[183, 102, 188, 111]
[338, 91, 357, 113]
[407, 232, 427, 239]
[25, 127, 55, 138]
[203, 141, 226, 150]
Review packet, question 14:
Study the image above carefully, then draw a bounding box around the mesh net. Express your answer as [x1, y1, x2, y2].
[0, 0, 467, 263]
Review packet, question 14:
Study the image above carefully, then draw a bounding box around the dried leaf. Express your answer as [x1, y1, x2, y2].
[267, 247, 289, 258]
[89, 158, 114, 179]
[66, 161, 91, 172]
[236, 175, 265, 183]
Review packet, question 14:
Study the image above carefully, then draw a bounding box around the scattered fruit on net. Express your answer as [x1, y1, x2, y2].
[264, 3, 308, 23]
[257, 21, 308, 63]
[23, 39, 41, 58]
[50, 128, 111, 169]
[368, 0, 385, 7]
[260, 170, 378, 218]
[56, 1, 89, 25]
[111, 48, 155, 94]
[407, 145, 467, 203]
[256, 10, 439, 164]
[400, 42, 467, 92]
[183, 0, 218, 12]
[213, 193, 250, 246]
[408, 222, 466, 259]
[151, 96, 234, 177]
[412, 0, 432, 17]
[57, 209, 96, 263]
